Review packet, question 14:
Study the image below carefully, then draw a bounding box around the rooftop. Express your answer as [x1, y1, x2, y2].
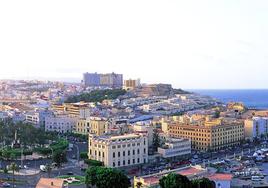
[36, 178, 64, 188]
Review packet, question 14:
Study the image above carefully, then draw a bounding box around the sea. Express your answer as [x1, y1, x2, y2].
[190, 89, 268, 110]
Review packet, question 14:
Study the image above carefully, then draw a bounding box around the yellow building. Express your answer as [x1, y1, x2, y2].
[90, 117, 109, 136]
[168, 118, 244, 151]
[75, 119, 90, 135]
[52, 102, 89, 118]
[75, 117, 109, 136]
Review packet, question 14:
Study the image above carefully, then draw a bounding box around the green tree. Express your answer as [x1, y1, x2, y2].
[8, 162, 19, 188]
[152, 129, 160, 152]
[80, 152, 88, 160]
[85, 167, 130, 188]
[159, 173, 191, 188]
[191, 178, 215, 188]
[52, 150, 67, 167]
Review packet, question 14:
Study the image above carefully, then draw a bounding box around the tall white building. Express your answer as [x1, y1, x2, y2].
[244, 117, 268, 140]
[88, 133, 148, 167]
[45, 116, 77, 133]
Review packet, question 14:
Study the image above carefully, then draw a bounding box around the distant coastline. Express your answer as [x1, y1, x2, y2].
[190, 89, 268, 110]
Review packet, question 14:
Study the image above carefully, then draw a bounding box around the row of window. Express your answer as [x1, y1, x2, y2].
[113, 148, 146, 158]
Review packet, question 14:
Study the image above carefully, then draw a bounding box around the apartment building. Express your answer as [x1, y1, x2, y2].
[168, 118, 244, 151]
[83, 72, 123, 88]
[88, 133, 148, 167]
[244, 117, 268, 140]
[45, 116, 77, 133]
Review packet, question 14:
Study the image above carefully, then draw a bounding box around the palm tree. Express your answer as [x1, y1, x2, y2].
[45, 163, 52, 178]
[8, 162, 19, 188]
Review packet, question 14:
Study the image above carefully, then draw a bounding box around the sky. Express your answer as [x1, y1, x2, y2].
[0, 0, 268, 89]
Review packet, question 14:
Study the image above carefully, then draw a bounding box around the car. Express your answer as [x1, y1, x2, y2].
[67, 172, 74, 175]
[2, 182, 11, 187]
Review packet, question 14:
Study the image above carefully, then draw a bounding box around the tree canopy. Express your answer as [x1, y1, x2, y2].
[85, 166, 130, 188]
[159, 173, 192, 188]
[191, 178, 215, 188]
[65, 89, 126, 103]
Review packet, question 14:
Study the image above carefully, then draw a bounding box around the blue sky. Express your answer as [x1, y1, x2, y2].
[0, 0, 268, 89]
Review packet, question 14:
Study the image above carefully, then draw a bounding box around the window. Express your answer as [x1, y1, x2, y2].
[113, 162, 115, 167]
[123, 160, 125, 165]
[133, 150, 135, 155]
[144, 148, 146, 154]
[118, 152, 120, 157]
[103, 152, 104, 158]
[138, 158, 140, 163]
[133, 159, 135, 164]
[123, 151, 125, 156]
[137, 149, 140, 154]
[128, 160, 130, 164]
[118, 161, 120, 166]
[113, 152, 115, 158]
[128, 150, 130, 156]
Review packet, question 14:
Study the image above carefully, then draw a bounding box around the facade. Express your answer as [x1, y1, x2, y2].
[83, 72, 100, 87]
[244, 117, 268, 140]
[82, 72, 123, 88]
[123, 79, 140, 90]
[75, 117, 109, 136]
[88, 133, 148, 167]
[45, 116, 77, 133]
[89, 117, 109, 136]
[157, 138, 191, 159]
[75, 118, 90, 135]
[52, 103, 90, 118]
[25, 109, 54, 128]
[168, 118, 244, 151]
[133, 124, 154, 148]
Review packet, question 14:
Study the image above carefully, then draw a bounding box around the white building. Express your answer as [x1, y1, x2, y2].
[45, 116, 77, 133]
[244, 117, 268, 140]
[88, 133, 148, 167]
[133, 123, 154, 148]
[25, 109, 54, 128]
[157, 138, 191, 159]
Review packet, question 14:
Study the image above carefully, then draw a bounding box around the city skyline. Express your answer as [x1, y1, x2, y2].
[1, 0, 268, 89]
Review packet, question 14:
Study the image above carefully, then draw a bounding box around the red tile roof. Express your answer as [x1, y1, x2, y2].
[208, 173, 233, 181]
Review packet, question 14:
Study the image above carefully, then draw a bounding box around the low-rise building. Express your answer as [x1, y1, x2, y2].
[36, 178, 65, 188]
[134, 165, 232, 188]
[157, 138, 191, 159]
[88, 133, 148, 167]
